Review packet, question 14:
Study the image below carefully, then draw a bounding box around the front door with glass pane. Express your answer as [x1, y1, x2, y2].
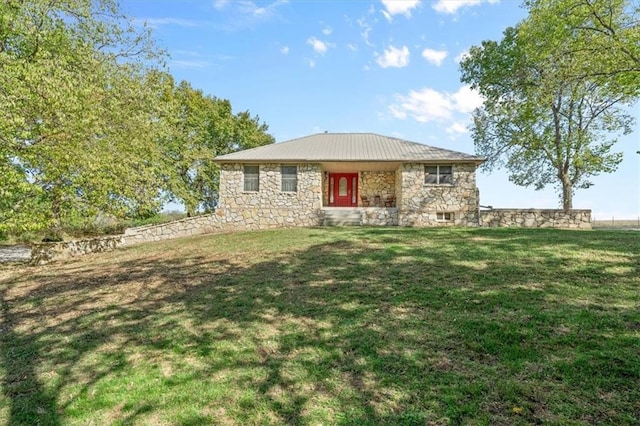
[329, 173, 358, 207]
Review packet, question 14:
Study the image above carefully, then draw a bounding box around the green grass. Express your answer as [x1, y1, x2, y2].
[1, 227, 639, 425]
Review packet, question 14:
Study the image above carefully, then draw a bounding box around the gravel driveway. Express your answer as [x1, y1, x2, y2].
[0, 246, 32, 263]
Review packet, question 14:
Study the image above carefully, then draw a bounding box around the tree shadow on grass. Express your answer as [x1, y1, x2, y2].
[0, 227, 638, 424]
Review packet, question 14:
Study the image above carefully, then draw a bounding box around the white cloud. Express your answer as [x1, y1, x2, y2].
[357, 17, 374, 47]
[238, 0, 289, 18]
[432, 0, 490, 14]
[212, 0, 288, 30]
[170, 60, 210, 69]
[446, 121, 470, 134]
[389, 85, 483, 123]
[307, 37, 332, 55]
[376, 45, 410, 68]
[168, 50, 233, 69]
[421, 48, 448, 66]
[389, 104, 408, 120]
[213, 0, 230, 9]
[280, 46, 289, 55]
[322, 26, 332, 35]
[454, 49, 470, 64]
[381, 0, 421, 18]
[391, 88, 453, 122]
[136, 17, 200, 28]
[306, 58, 316, 68]
[451, 85, 484, 113]
[347, 43, 357, 51]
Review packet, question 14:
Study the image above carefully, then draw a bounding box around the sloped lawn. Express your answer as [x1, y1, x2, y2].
[0, 227, 639, 425]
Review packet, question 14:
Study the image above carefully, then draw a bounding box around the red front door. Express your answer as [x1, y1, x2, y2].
[329, 173, 358, 207]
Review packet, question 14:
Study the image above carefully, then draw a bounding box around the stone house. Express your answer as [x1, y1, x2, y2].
[213, 133, 484, 227]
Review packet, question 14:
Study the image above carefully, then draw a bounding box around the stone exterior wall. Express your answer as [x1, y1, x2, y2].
[397, 163, 479, 227]
[359, 171, 396, 206]
[395, 167, 403, 214]
[322, 171, 329, 207]
[219, 163, 323, 228]
[30, 235, 124, 264]
[480, 209, 592, 229]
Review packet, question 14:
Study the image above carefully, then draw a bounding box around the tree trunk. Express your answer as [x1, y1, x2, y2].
[561, 178, 573, 211]
[48, 186, 64, 241]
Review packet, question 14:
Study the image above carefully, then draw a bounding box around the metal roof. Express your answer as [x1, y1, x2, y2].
[213, 133, 484, 163]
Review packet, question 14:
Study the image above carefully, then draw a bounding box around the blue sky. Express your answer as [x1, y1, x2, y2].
[123, 0, 639, 219]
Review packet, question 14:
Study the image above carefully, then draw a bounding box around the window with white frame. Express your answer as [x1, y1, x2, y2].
[425, 165, 453, 185]
[243, 165, 259, 192]
[281, 165, 297, 192]
[436, 212, 454, 221]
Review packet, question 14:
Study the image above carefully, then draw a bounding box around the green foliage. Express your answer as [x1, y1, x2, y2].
[460, 0, 637, 209]
[523, 0, 640, 98]
[0, 159, 48, 235]
[0, 0, 168, 236]
[0, 1, 274, 237]
[58, 210, 188, 239]
[162, 81, 274, 216]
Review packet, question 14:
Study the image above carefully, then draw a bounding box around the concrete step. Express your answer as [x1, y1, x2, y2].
[322, 209, 362, 226]
[323, 218, 361, 226]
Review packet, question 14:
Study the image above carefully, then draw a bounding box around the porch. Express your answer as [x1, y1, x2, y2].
[321, 163, 400, 208]
[321, 207, 399, 226]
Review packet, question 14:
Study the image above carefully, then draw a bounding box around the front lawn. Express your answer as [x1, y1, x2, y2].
[1, 227, 638, 424]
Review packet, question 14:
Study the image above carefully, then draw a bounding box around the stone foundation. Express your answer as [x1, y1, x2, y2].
[480, 209, 592, 229]
[361, 208, 399, 226]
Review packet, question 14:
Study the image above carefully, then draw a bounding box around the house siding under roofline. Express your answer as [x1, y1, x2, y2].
[219, 163, 324, 227]
[213, 133, 483, 227]
[217, 161, 480, 228]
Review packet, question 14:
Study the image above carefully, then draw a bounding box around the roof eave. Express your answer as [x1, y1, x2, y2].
[213, 157, 486, 164]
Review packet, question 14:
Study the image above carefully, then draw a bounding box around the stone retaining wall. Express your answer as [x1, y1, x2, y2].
[30, 235, 124, 265]
[123, 213, 225, 245]
[480, 209, 591, 229]
[123, 207, 324, 246]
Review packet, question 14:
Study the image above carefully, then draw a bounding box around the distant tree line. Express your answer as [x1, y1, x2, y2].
[0, 0, 273, 239]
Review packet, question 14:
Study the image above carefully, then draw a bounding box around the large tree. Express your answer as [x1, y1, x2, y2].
[460, 2, 637, 210]
[0, 0, 169, 236]
[163, 81, 274, 216]
[523, 0, 640, 97]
